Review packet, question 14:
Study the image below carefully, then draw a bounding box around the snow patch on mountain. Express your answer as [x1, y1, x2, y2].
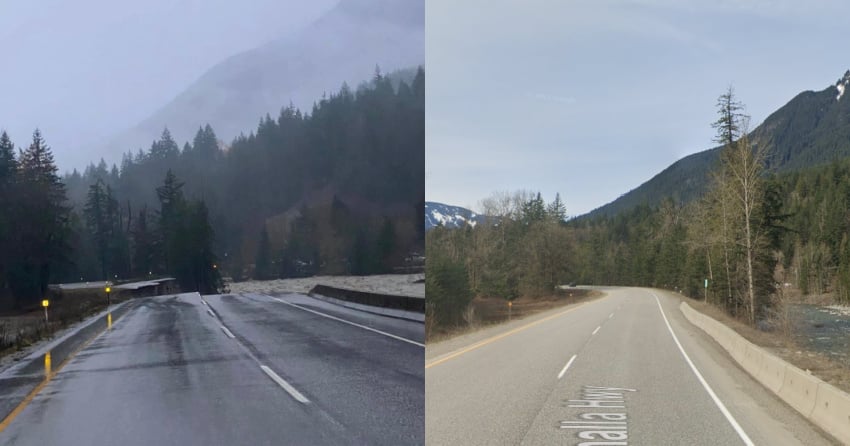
[425, 202, 485, 230]
[836, 70, 850, 101]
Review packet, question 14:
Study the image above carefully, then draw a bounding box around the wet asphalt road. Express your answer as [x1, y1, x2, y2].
[0, 292, 424, 445]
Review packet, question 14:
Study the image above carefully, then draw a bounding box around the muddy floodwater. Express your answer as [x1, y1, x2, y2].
[790, 304, 850, 362]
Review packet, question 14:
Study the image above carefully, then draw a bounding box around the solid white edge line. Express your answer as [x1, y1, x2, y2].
[558, 354, 577, 379]
[220, 325, 235, 339]
[271, 297, 424, 348]
[592, 326, 601, 335]
[260, 365, 310, 404]
[651, 291, 755, 446]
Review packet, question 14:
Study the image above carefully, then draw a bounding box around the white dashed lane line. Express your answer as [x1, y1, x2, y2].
[220, 325, 235, 339]
[260, 365, 310, 404]
[558, 354, 578, 379]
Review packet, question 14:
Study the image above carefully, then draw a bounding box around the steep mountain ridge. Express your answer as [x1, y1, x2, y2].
[91, 0, 424, 165]
[425, 202, 485, 230]
[587, 71, 850, 218]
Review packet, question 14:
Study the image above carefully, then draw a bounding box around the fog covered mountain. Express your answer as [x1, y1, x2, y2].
[92, 0, 424, 164]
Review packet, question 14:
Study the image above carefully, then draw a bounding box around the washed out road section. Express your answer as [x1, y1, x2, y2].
[0, 292, 423, 445]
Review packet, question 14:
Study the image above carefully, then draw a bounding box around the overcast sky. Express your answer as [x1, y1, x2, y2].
[0, 0, 336, 170]
[426, 0, 850, 216]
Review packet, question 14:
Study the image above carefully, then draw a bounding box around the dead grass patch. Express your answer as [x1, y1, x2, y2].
[426, 288, 601, 343]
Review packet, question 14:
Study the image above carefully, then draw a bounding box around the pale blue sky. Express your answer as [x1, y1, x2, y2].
[426, 0, 850, 215]
[0, 0, 336, 169]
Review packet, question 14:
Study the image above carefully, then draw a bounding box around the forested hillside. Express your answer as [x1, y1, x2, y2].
[589, 71, 850, 218]
[0, 67, 424, 308]
[427, 87, 850, 334]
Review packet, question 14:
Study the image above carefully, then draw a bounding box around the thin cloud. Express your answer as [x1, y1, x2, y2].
[527, 92, 577, 105]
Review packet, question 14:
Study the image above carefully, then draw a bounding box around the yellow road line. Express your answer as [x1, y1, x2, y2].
[425, 298, 603, 369]
[0, 311, 124, 433]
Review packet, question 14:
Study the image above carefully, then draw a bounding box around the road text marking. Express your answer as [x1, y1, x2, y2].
[650, 291, 754, 446]
[561, 385, 635, 444]
[260, 365, 310, 404]
[558, 354, 578, 379]
[271, 297, 424, 347]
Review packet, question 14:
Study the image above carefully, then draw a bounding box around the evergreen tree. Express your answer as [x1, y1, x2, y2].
[521, 192, 547, 224]
[150, 128, 180, 160]
[351, 229, 377, 276]
[547, 193, 567, 223]
[174, 201, 222, 294]
[376, 217, 396, 273]
[192, 124, 219, 160]
[0, 131, 17, 295]
[132, 207, 154, 277]
[425, 249, 472, 327]
[156, 169, 185, 273]
[8, 130, 70, 306]
[254, 226, 272, 280]
[84, 179, 110, 279]
[283, 208, 319, 277]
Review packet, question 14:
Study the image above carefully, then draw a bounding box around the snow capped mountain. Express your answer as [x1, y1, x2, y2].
[837, 70, 850, 101]
[425, 202, 485, 230]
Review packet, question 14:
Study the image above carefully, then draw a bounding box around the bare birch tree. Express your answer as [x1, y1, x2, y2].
[711, 86, 769, 324]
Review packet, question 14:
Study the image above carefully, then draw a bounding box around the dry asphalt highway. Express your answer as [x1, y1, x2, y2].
[425, 287, 839, 445]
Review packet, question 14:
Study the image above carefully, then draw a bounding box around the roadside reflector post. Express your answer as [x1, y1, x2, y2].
[105, 285, 112, 306]
[508, 300, 512, 322]
[42, 299, 49, 324]
[704, 278, 708, 302]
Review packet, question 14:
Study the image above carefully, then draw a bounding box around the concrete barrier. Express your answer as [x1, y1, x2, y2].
[779, 365, 819, 417]
[757, 348, 787, 394]
[810, 382, 850, 445]
[680, 301, 850, 444]
[309, 284, 425, 313]
[740, 343, 764, 379]
[0, 299, 139, 423]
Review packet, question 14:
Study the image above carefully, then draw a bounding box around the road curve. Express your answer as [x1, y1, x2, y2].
[0, 292, 423, 445]
[425, 287, 838, 445]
